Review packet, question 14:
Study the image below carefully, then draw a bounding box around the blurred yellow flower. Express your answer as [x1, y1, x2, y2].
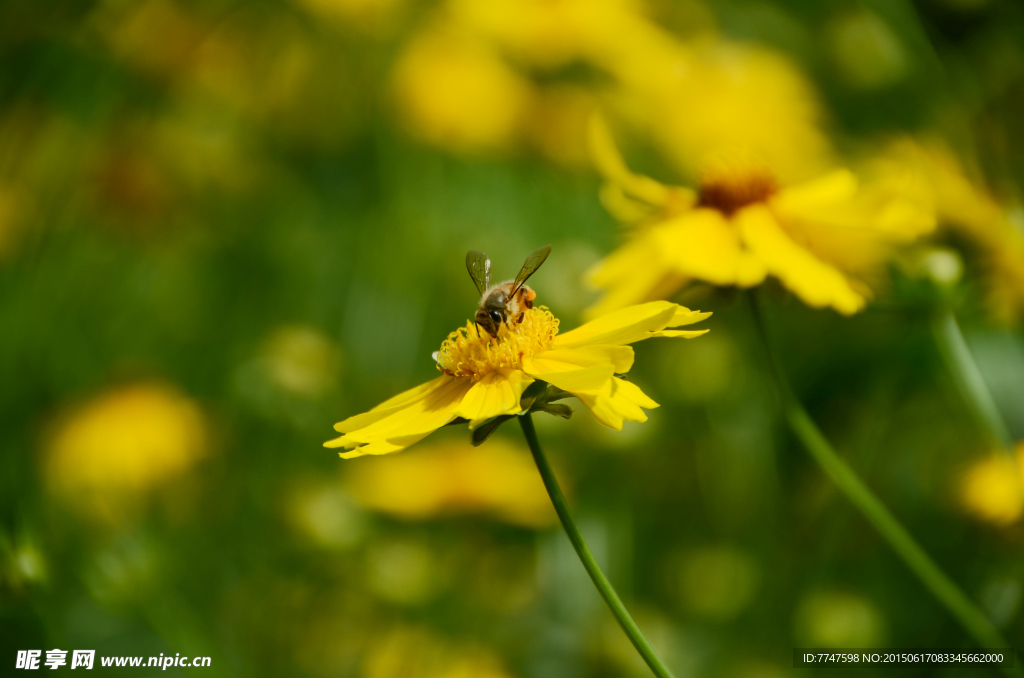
[619, 40, 834, 185]
[450, 0, 829, 176]
[344, 438, 556, 527]
[325, 302, 708, 457]
[45, 383, 207, 521]
[447, 0, 652, 70]
[286, 483, 367, 549]
[879, 138, 1024, 324]
[794, 589, 887, 648]
[398, 0, 831, 178]
[391, 27, 534, 154]
[825, 8, 909, 90]
[263, 325, 342, 398]
[675, 545, 760, 621]
[960, 443, 1024, 525]
[365, 538, 440, 605]
[586, 116, 935, 316]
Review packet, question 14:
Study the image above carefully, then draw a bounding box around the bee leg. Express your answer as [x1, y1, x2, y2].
[517, 312, 524, 324]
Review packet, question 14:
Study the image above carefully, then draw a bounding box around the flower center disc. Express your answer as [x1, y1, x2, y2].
[697, 169, 777, 215]
[435, 307, 559, 379]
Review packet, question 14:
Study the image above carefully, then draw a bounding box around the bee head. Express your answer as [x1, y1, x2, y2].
[475, 309, 503, 337]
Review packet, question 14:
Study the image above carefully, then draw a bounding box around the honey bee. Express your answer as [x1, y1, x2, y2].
[466, 245, 551, 337]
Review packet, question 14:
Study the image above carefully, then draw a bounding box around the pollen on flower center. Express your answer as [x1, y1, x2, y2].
[697, 168, 777, 215]
[435, 307, 559, 379]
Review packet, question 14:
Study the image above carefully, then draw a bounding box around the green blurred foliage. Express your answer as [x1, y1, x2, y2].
[1, 1, 1024, 677]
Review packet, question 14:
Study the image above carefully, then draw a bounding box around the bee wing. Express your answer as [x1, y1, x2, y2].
[466, 250, 491, 295]
[510, 245, 551, 295]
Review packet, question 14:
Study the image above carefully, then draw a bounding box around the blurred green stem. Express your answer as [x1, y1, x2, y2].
[749, 295, 1013, 658]
[518, 413, 675, 678]
[931, 308, 1014, 453]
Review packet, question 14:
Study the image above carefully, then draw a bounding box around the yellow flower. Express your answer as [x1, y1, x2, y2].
[403, 0, 830, 178]
[344, 438, 556, 527]
[877, 138, 1024, 324]
[614, 39, 834, 185]
[586, 116, 935, 317]
[45, 383, 207, 522]
[448, 1, 832, 182]
[325, 301, 708, 458]
[960, 444, 1024, 526]
[446, 0, 654, 71]
[391, 26, 534, 153]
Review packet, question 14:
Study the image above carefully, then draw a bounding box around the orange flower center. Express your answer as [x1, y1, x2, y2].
[697, 169, 777, 215]
[435, 307, 559, 379]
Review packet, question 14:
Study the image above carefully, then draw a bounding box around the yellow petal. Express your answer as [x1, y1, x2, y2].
[737, 205, 866, 315]
[589, 113, 673, 207]
[371, 375, 455, 412]
[585, 233, 688, 318]
[325, 377, 473, 455]
[667, 306, 714, 327]
[557, 301, 707, 348]
[599, 182, 660, 223]
[653, 209, 764, 286]
[614, 379, 659, 410]
[649, 329, 709, 339]
[336, 432, 435, 459]
[769, 168, 934, 274]
[771, 169, 858, 214]
[334, 375, 454, 432]
[528, 345, 635, 373]
[522, 360, 616, 393]
[556, 301, 674, 347]
[736, 251, 768, 286]
[587, 232, 658, 288]
[574, 377, 659, 430]
[455, 369, 533, 426]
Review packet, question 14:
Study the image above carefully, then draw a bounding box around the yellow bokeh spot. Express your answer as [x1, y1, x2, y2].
[435, 307, 558, 379]
[794, 590, 887, 648]
[263, 325, 341, 397]
[391, 28, 534, 153]
[286, 483, 366, 550]
[677, 546, 760, 621]
[362, 625, 516, 678]
[960, 445, 1024, 525]
[45, 383, 207, 520]
[344, 438, 557, 528]
[826, 9, 908, 89]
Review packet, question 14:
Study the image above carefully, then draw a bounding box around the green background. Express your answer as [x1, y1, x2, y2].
[2, 0, 1024, 676]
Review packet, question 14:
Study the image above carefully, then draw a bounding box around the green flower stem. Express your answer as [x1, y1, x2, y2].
[931, 308, 1014, 453]
[750, 296, 1015, 661]
[518, 413, 676, 678]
